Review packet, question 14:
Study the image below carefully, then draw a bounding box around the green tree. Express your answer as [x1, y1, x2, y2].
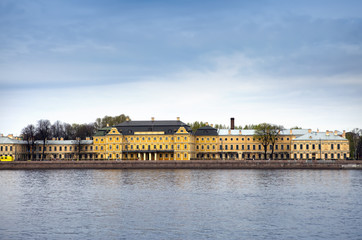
[254, 123, 272, 160]
[95, 114, 131, 129]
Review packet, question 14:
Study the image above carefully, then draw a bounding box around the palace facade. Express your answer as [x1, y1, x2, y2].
[0, 118, 350, 161]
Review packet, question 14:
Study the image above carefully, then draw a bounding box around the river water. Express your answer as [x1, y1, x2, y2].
[0, 169, 361, 240]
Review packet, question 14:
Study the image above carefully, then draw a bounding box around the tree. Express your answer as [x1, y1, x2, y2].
[269, 125, 284, 160]
[347, 128, 362, 160]
[51, 120, 65, 139]
[95, 114, 130, 129]
[21, 124, 36, 160]
[254, 123, 272, 160]
[36, 119, 51, 160]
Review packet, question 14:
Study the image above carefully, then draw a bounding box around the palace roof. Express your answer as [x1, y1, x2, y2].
[115, 120, 192, 135]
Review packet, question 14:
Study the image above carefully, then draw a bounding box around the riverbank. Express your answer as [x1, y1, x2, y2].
[1, 160, 362, 170]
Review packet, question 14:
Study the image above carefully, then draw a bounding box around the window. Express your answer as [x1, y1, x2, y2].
[184, 145, 187, 150]
[242, 145, 245, 150]
[281, 145, 284, 150]
[337, 144, 340, 150]
[10, 146, 13, 151]
[306, 145, 309, 150]
[213, 145, 215, 150]
[231, 138, 233, 141]
[109, 145, 112, 150]
[253, 145, 256, 150]
[220, 145, 223, 150]
[331, 144, 334, 150]
[59, 146, 62, 151]
[300, 144, 303, 150]
[116, 145, 119, 149]
[236, 145, 239, 150]
[184, 154, 187, 158]
[154, 145, 156, 149]
[312, 144, 315, 150]
[95, 146, 98, 150]
[201, 145, 204, 150]
[197, 146, 199, 150]
[177, 145, 180, 149]
[65, 146, 67, 151]
[247, 145, 250, 150]
[110, 137, 112, 141]
[294, 144, 297, 150]
[225, 145, 228, 150]
[178, 137, 180, 140]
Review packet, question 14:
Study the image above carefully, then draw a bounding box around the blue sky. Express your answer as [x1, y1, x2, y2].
[1, 0, 361, 135]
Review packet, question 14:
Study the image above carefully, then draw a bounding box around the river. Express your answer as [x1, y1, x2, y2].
[0, 169, 361, 239]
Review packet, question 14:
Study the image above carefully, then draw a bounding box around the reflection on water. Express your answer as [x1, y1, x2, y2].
[0, 169, 361, 240]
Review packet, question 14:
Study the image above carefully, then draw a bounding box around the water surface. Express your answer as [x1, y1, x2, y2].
[0, 169, 361, 239]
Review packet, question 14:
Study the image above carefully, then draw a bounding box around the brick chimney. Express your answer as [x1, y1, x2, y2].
[177, 117, 180, 121]
[342, 130, 346, 138]
[326, 130, 329, 136]
[231, 118, 235, 130]
[151, 117, 155, 122]
[308, 129, 311, 133]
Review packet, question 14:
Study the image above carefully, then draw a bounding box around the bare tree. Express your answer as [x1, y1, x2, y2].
[51, 120, 65, 139]
[36, 119, 51, 160]
[21, 124, 36, 161]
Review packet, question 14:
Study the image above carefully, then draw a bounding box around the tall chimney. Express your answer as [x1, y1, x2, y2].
[177, 117, 180, 121]
[231, 118, 235, 130]
[151, 117, 155, 122]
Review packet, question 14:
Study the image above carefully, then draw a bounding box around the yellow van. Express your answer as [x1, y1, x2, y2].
[0, 156, 14, 161]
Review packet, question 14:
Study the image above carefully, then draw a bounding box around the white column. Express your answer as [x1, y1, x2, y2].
[149, 153, 151, 161]
[143, 153, 146, 161]
[155, 153, 158, 161]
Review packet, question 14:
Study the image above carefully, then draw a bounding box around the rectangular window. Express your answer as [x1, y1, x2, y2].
[337, 144, 340, 150]
[306, 145, 309, 150]
[259, 145, 261, 150]
[230, 145, 233, 150]
[242, 145, 244, 150]
[220, 145, 223, 150]
[300, 144, 303, 150]
[236, 145, 239, 150]
[331, 144, 334, 150]
[312, 144, 315, 150]
[281, 145, 284, 150]
[225, 145, 228, 150]
[59, 146, 62, 151]
[294, 144, 297, 150]
[184, 145, 187, 150]
[65, 146, 67, 151]
[247, 145, 250, 150]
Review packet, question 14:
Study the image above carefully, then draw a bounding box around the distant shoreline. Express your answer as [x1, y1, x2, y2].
[1, 160, 362, 170]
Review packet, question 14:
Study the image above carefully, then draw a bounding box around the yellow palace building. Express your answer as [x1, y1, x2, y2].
[1, 117, 350, 161]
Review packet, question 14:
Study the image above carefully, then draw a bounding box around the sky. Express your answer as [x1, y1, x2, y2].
[1, 0, 362, 135]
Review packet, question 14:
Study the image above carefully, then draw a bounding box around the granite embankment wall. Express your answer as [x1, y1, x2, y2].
[1, 160, 362, 170]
